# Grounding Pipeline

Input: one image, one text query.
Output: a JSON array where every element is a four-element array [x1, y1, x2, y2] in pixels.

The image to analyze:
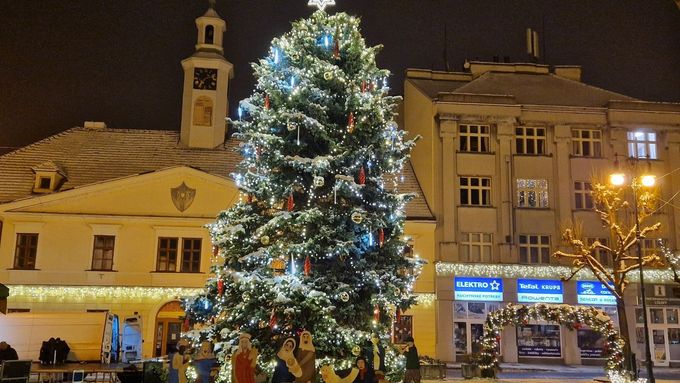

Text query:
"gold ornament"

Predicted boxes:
[[270, 258, 286, 275], [351, 345, 361, 356], [287, 123, 297, 131], [313, 176, 325, 188], [261, 235, 270, 245], [323, 71, 333, 80], [339, 292, 350, 302], [351, 211, 363, 224]]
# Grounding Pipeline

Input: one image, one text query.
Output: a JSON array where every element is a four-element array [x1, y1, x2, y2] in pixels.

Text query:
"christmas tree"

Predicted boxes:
[[185, 10, 419, 382]]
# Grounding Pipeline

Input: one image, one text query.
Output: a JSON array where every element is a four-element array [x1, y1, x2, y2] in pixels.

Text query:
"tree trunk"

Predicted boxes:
[[616, 296, 634, 372]]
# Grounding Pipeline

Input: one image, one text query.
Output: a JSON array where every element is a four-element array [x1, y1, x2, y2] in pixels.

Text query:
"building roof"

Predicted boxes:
[[408, 70, 636, 108], [0, 127, 434, 220]]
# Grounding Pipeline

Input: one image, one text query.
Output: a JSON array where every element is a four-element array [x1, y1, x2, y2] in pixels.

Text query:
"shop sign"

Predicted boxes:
[[577, 281, 616, 305], [518, 345, 562, 357], [454, 276, 503, 301], [517, 279, 563, 303]]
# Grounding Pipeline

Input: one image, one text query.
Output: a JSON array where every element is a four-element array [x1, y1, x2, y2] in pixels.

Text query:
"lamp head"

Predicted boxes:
[[610, 173, 626, 186], [641, 175, 656, 187]]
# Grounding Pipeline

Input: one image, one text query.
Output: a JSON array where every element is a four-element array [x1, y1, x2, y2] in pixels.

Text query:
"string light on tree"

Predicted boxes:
[[308, 0, 336, 11]]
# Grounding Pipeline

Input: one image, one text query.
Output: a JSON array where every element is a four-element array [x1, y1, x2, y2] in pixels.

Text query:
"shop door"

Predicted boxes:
[[648, 307, 669, 367], [454, 322, 486, 355], [154, 319, 182, 357]]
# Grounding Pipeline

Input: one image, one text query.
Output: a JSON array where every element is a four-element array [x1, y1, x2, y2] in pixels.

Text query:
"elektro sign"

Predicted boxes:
[[577, 281, 616, 305], [454, 276, 504, 301], [517, 279, 564, 303]]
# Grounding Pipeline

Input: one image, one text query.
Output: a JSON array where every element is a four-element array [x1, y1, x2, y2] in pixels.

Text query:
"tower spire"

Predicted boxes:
[[208, 0, 216, 8]]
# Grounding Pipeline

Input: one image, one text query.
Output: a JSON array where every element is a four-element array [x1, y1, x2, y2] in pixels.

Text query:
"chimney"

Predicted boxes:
[[84, 121, 107, 130], [554, 65, 582, 82]]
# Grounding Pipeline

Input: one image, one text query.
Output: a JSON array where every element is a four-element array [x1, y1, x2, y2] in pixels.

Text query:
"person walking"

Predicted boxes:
[[400, 336, 420, 383]]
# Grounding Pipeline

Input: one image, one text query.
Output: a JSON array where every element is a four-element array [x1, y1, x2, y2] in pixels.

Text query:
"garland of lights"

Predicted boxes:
[[479, 303, 624, 374], [7, 285, 201, 301], [436, 262, 676, 284]]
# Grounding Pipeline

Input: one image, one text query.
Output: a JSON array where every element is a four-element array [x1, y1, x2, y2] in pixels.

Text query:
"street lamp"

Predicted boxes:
[[610, 158, 656, 383]]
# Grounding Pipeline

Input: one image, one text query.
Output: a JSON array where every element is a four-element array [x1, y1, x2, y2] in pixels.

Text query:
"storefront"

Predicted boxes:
[[576, 281, 619, 363], [515, 279, 565, 360], [452, 276, 504, 356], [635, 284, 680, 367]]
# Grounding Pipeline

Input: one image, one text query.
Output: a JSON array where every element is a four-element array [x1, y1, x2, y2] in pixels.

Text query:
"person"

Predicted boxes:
[[365, 334, 385, 383], [231, 334, 258, 383], [400, 336, 420, 383], [352, 357, 373, 383], [0, 341, 18, 362], [295, 331, 315, 383], [271, 338, 301, 383], [168, 345, 189, 383]]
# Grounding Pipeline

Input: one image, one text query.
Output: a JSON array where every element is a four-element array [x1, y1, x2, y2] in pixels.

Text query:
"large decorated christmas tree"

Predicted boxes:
[[185, 9, 419, 383]]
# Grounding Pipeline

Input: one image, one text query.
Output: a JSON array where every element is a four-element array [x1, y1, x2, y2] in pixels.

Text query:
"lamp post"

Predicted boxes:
[[610, 169, 656, 383]]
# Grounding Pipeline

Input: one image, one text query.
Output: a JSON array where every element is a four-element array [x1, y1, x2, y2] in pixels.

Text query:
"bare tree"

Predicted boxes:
[[553, 181, 662, 371]]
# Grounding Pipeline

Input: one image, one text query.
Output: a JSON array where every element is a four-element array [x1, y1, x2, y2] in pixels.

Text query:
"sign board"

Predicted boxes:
[[517, 279, 564, 303], [577, 281, 616, 305], [454, 276, 503, 301]]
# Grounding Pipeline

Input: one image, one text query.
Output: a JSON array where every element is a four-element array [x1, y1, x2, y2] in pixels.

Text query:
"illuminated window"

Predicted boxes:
[[516, 126, 546, 155], [519, 235, 550, 264], [14, 233, 38, 270], [574, 181, 594, 209], [393, 315, 413, 344], [460, 177, 491, 206], [586, 237, 611, 267], [91, 235, 115, 271], [157, 237, 179, 272], [181, 238, 202, 273], [641, 238, 665, 260], [459, 124, 490, 153], [517, 179, 548, 208], [627, 131, 657, 159], [460, 233, 492, 262], [572, 129, 602, 157]]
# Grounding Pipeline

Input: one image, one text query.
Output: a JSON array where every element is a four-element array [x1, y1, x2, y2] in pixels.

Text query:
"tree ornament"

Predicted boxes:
[[313, 176, 325, 188], [358, 166, 366, 185], [347, 112, 355, 133], [378, 228, 385, 247], [287, 193, 295, 211], [351, 211, 363, 224], [271, 258, 286, 276], [264, 94, 270, 109], [351, 345, 361, 356], [217, 279, 224, 296], [261, 235, 270, 245], [287, 122, 297, 131], [247, 194, 254, 203], [323, 71, 333, 80], [361, 80, 367, 93], [333, 37, 340, 59], [373, 305, 380, 322], [269, 308, 277, 329], [339, 292, 350, 302], [396, 307, 401, 322], [182, 316, 191, 332], [304, 255, 311, 276], [212, 246, 219, 257]]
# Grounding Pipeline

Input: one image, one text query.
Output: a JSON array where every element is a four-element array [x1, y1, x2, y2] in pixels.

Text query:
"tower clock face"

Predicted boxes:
[[193, 68, 218, 90]]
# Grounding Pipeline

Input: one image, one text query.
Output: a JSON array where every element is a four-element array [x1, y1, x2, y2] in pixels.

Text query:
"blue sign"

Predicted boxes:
[[577, 281, 616, 305], [517, 279, 564, 303], [454, 277, 503, 301]]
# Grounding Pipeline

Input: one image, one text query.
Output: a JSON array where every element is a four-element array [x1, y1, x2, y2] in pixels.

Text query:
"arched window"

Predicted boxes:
[[205, 25, 214, 44], [193, 96, 213, 126]]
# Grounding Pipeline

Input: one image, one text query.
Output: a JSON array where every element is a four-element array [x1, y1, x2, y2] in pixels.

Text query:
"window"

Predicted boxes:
[[157, 237, 179, 272], [91, 235, 115, 270], [627, 131, 657, 159], [517, 179, 548, 208], [193, 96, 214, 127], [205, 25, 214, 44], [181, 238, 202, 273], [574, 181, 594, 210], [519, 235, 550, 264], [39, 177, 52, 189], [459, 124, 490, 153], [516, 126, 546, 155], [14, 233, 38, 269], [460, 233, 493, 262], [393, 315, 413, 344], [586, 237, 611, 267], [641, 238, 664, 260], [460, 177, 491, 206], [572, 129, 602, 157], [518, 324, 562, 357]]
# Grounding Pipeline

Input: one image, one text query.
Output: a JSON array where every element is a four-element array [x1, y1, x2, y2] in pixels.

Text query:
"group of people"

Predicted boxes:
[[0, 341, 19, 363], [230, 331, 421, 383]]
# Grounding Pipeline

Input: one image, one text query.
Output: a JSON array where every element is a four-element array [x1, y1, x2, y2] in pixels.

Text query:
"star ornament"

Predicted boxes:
[[490, 280, 501, 291], [308, 0, 336, 11]]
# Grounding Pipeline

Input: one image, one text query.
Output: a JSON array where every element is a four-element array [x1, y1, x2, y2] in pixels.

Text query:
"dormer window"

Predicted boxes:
[[31, 161, 67, 193]]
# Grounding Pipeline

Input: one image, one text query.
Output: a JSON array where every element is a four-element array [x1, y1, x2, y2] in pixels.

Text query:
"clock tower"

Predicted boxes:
[[180, 2, 234, 149]]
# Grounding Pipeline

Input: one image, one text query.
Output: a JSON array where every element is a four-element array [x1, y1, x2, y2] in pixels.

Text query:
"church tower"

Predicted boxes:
[[180, 2, 234, 149]]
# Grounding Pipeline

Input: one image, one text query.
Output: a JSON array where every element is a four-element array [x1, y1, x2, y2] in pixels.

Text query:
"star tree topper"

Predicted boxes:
[[308, 0, 335, 11]]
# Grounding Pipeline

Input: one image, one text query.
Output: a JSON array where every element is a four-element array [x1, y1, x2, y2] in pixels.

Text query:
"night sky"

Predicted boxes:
[[1, 0, 678, 149]]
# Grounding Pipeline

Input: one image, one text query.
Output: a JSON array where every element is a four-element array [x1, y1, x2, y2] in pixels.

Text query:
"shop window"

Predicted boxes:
[[667, 308, 679, 325], [517, 324, 561, 357], [517, 179, 548, 208], [627, 131, 657, 159], [518, 235, 550, 264], [91, 235, 115, 271], [459, 124, 490, 153], [574, 181, 594, 210], [460, 233, 492, 263], [14, 233, 38, 270], [578, 328, 606, 359], [460, 177, 491, 206], [651, 308, 664, 324], [572, 128, 602, 157], [454, 322, 467, 355], [393, 315, 413, 344], [515, 126, 546, 155]]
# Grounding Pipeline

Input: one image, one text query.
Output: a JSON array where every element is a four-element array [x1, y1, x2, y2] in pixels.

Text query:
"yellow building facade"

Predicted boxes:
[[0, 5, 437, 361]]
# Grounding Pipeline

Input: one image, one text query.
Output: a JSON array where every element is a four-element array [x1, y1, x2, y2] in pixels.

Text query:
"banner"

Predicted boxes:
[[577, 281, 616, 305], [454, 276, 503, 302], [517, 279, 563, 303]]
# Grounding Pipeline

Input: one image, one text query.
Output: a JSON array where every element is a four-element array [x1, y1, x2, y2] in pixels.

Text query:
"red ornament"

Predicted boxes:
[[217, 279, 224, 296], [396, 308, 402, 322], [182, 316, 190, 332], [333, 38, 340, 59], [347, 112, 355, 133], [358, 166, 366, 185], [373, 305, 380, 322], [361, 80, 367, 93], [212, 246, 219, 257], [304, 255, 311, 276], [287, 193, 295, 211], [264, 94, 270, 109], [496, 335, 501, 342], [573, 322, 582, 330], [378, 228, 385, 247], [269, 308, 277, 329], [247, 194, 254, 203]]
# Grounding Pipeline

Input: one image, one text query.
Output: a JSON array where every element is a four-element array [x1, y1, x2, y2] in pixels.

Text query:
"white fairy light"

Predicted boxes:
[[308, 0, 336, 11]]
